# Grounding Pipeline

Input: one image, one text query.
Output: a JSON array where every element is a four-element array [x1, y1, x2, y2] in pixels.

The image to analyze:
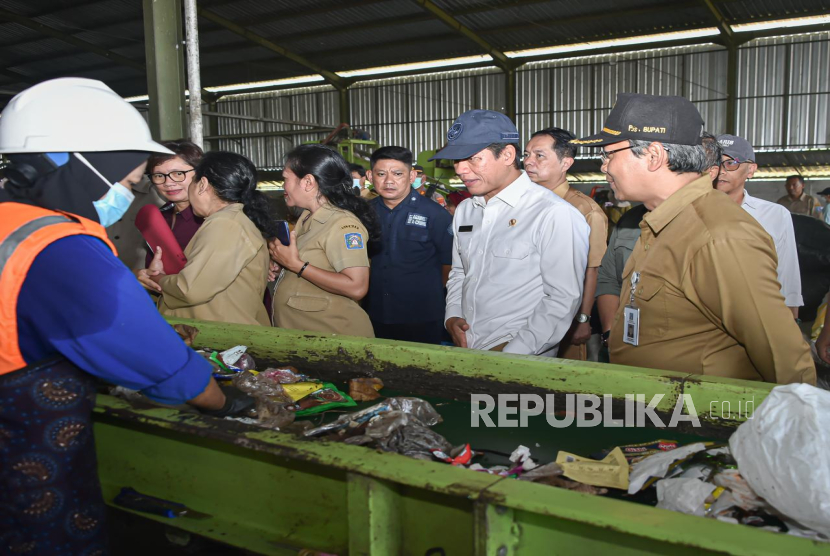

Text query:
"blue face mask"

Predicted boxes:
[[412, 177, 422, 188], [353, 178, 362, 189], [93, 182, 135, 227]]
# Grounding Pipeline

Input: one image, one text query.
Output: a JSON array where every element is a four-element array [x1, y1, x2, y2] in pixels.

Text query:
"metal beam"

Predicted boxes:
[[0, 7, 144, 72], [197, 7, 347, 89], [204, 127, 334, 141], [201, 111, 329, 128], [726, 43, 738, 134], [143, 0, 187, 141], [416, 0, 511, 69], [701, 0, 735, 44]]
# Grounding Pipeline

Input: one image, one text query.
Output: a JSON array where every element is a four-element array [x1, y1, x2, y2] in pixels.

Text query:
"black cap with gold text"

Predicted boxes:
[[571, 93, 705, 147]]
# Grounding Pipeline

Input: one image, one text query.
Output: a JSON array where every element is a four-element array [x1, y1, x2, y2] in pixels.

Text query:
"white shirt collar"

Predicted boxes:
[[472, 171, 531, 208]]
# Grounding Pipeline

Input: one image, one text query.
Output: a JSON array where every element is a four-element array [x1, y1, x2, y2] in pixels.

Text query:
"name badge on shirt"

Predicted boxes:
[[623, 271, 641, 346], [406, 213, 428, 228], [458, 225, 473, 233]]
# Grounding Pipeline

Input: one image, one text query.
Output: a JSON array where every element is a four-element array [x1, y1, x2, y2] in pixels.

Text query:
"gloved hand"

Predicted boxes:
[[201, 386, 256, 418]]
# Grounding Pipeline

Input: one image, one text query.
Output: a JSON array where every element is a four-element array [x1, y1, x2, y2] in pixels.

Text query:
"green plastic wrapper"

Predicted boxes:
[[294, 383, 356, 417]]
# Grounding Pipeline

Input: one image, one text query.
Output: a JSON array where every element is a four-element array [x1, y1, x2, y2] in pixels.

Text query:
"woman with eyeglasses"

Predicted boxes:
[[135, 139, 204, 291], [147, 151, 275, 326]]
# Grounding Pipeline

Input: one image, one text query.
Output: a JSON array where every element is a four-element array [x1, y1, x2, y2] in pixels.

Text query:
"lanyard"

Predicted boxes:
[[628, 271, 640, 307]]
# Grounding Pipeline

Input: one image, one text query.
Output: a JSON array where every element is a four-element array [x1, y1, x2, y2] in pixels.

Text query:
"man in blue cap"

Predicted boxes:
[[434, 109, 589, 356]]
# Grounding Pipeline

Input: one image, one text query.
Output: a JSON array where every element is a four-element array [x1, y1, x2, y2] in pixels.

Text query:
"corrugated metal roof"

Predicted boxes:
[[0, 0, 827, 100]]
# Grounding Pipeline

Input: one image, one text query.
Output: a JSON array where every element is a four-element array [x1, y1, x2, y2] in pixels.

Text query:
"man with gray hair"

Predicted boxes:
[[572, 93, 814, 384]]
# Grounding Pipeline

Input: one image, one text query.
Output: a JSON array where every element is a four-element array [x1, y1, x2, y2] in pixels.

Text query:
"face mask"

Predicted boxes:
[[93, 182, 135, 227], [353, 178, 362, 189], [412, 177, 422, 188]]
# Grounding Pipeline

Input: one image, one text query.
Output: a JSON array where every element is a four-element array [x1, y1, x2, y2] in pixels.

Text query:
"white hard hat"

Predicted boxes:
[[0, 77, 173, 155]]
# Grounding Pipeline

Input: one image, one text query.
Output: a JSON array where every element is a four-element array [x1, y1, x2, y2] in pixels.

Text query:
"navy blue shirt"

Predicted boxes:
[[17, 235, 212, 405], [367, 193, 453, 324]]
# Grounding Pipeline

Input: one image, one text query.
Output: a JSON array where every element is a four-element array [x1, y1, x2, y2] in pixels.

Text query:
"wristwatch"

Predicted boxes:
[[576, 313, 590, 324]]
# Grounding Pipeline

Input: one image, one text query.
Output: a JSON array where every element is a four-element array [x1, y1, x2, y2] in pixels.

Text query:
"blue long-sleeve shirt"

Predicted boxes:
[[16, 235, 212, 405]]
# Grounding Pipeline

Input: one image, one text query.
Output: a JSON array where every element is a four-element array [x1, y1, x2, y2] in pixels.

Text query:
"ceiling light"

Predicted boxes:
[[506, 28, 720, 58], [336, 55, 492, 78], [733, 14, 830, 33]]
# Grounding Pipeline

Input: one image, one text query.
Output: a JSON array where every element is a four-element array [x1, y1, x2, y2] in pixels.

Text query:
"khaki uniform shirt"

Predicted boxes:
[[552, 181, 608, 267], [158, 203, 270, 326], [776, 193, 821, 218], [272, 204, 374, 337], [610, 175, 815, 385]]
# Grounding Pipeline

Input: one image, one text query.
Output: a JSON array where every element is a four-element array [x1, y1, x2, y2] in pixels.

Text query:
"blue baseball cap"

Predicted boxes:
[[430, 109, 520, 161]]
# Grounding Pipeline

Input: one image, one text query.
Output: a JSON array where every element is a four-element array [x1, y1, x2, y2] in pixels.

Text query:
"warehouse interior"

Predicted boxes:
[[2, 1, 830, 555]]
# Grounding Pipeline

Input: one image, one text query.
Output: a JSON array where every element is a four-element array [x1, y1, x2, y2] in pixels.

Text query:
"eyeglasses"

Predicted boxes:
[[148, 169, 194, 185], [599, 145, 635, 163], [719, 158, 746, 172]]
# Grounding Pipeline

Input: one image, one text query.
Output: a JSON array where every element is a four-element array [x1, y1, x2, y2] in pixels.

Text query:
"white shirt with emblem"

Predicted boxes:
[[740, 190, 803, 308], [445, 172, 590, 355]]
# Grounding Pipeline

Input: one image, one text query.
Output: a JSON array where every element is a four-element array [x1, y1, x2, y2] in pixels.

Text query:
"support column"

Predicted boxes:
[[143, 0, 187, 141], [726, 43, 738, 135], [339, 86, 351, 126], [505, 67, 517, 122], [347, 473, 401, 556]]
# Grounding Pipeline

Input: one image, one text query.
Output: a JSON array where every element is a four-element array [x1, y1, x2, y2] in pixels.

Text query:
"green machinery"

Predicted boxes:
[[93, 320, 828, 555]]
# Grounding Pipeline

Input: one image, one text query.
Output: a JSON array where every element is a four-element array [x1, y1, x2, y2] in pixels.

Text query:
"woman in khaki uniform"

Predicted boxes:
[[269, 145, 380, 337], [148, 151, 275, 326]]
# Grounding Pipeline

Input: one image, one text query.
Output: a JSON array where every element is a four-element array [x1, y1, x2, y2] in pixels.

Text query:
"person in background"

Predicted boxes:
[[447, 190, 471, 216], [149, 151, 274, 326], [573, 92, 814, 384], [0, 78, 242, 555], [716, 134, 803, 319], [524, 127, 608, 361], [350, 162, 377, 200], [413, 164, 427, 193], [365, 146, 453, 344], [777, 174, 821, 218], [135, 139, 204, 291], [269, 144, 380, 337], [439, 109, 590, 356], [819, 187, 830, 225]]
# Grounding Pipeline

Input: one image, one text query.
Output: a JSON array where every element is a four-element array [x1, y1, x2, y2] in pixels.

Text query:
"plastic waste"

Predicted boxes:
[[627, 443, 708, 494], [655, 478, 716, 516], [349, 377, 384, 401], [304, 397, 442, 437], [729, 383, 830, 537]]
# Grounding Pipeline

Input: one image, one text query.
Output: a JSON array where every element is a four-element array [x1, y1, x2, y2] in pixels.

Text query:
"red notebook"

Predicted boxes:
[[135, 205, 187, 274]]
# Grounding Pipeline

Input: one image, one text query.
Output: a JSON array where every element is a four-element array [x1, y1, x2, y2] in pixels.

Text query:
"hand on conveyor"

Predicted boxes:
[[201, 386, 256, 418]]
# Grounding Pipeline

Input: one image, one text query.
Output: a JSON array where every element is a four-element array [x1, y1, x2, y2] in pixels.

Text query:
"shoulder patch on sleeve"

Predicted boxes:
[[344, 232, 364, 250]]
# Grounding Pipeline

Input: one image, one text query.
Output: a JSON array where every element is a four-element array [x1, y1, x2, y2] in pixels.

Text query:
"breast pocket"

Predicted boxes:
[[405, 228, 429, 243], [630, 273, 670, 340], [488, 241, 532, 285], [286, 294, 330, 312]]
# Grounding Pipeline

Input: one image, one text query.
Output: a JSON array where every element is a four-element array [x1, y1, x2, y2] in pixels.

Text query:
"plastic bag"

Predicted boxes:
[[303, 397, 441, 436], [729, 383, 830, 537], [627, 443, 708, 494], [655, 478, 716, 516], [349, 378, 384, 401]]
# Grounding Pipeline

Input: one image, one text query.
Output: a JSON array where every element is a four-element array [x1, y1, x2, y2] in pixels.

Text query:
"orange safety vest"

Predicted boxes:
[[0, 202, 116, 375]]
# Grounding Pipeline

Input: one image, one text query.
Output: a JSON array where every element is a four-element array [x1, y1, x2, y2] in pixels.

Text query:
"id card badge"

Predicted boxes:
[[623, 305, 640, 346], [623, 270, 641, 346]]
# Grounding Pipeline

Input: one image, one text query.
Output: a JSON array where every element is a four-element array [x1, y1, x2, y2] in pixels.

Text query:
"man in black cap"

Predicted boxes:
[[435, 109, 590, 356], [716, 134, 802, 318], [572, 93, 814, 384]]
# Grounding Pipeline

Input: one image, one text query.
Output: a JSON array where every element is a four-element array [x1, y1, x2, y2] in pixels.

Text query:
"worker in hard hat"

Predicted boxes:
[[0, 78, 249, 554]]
